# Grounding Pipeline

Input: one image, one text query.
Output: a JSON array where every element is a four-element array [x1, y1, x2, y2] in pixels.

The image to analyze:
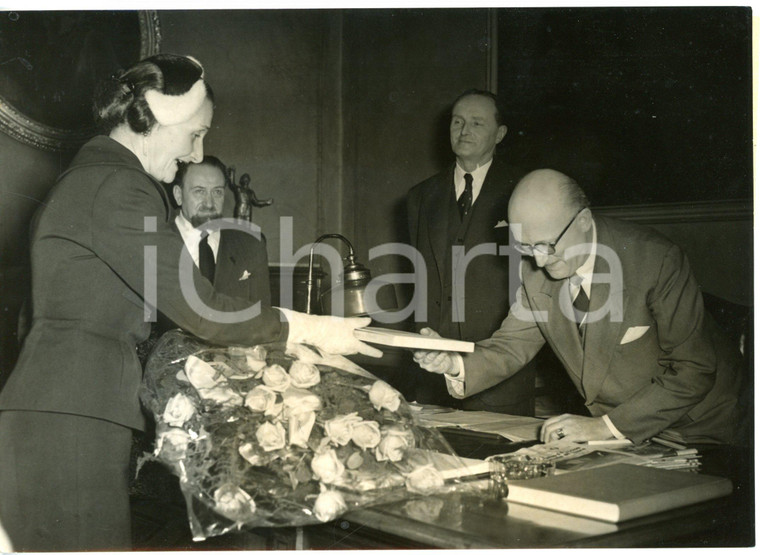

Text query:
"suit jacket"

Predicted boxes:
[[406, 158, 535, 412], [154, 221, 273, 333], [0, 136, 287, 430], [460, 215, 741, 444], [214, 229, 272, 304]]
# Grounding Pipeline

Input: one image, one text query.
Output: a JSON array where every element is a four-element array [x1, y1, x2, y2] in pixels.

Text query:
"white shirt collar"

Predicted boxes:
[[572, 217, 597, 297], [454, 158, 493, 204], [175, 213, 220, 266]]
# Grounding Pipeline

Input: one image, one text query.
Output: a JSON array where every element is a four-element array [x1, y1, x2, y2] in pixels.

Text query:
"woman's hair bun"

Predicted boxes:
[[93, 54, 211, 135]]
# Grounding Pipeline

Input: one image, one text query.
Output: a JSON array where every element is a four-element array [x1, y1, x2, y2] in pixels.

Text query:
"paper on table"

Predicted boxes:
[[417, 410, 508, 427], [463, 419, 543, 442], [415, 409, 545, 443], [422, 450, 490, 479]]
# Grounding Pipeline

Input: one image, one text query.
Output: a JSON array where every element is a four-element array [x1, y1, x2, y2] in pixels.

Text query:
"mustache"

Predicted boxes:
[[190, 212, 223, 227]]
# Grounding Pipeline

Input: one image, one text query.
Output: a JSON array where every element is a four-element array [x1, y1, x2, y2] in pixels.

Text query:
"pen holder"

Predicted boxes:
[[486, 454, 556, 498]]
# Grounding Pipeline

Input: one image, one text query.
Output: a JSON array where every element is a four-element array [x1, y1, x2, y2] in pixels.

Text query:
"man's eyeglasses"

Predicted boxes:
[[514, 208, 585, 257]]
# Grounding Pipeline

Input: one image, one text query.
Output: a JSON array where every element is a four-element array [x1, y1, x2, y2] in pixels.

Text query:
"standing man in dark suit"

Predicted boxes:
[[170, 156, 271, 312], [406, 89, 535, 414], [414, 169, 742, 444]]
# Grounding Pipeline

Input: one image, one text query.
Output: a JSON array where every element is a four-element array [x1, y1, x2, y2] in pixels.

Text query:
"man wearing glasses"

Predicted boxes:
[[414, 169, 742, 445]]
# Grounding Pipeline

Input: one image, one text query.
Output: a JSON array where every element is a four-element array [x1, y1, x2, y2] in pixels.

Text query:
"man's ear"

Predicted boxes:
[[578, 208, 593, 232], [496, 125, 508, 144], [172, 185, 183, 206]]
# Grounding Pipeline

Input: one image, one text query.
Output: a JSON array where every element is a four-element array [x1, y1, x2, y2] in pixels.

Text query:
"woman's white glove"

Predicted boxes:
[[277, 308, 383, 358]]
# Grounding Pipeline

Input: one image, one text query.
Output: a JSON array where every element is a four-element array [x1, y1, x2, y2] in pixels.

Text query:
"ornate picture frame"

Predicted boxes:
[[0, 10, 161, 152]]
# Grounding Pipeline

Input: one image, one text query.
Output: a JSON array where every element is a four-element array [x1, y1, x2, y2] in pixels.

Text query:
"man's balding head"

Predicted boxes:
[[508, 169, 593, 280], [509, 169, 589, 223]]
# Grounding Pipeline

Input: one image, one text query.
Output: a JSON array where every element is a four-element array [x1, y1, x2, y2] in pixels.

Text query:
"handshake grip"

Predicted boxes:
[[412, 328, 457, 375]]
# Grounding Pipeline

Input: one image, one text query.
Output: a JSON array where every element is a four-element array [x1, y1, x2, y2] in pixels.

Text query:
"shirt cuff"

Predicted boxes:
[[602, 414, 627, 439], [444, 354, 466, 398]]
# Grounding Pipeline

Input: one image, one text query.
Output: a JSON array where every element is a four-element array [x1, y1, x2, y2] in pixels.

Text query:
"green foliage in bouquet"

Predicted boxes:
[[139, 330, 468, 540]]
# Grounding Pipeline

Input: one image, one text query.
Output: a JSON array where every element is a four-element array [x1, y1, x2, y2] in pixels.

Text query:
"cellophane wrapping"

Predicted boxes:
[[139, 330, 471, 540]]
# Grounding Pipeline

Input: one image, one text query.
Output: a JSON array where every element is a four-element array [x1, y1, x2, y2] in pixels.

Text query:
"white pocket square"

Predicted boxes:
[[494, 220, 509, 228], [239, 270, 251, 281], [620, 326, 650, 345]]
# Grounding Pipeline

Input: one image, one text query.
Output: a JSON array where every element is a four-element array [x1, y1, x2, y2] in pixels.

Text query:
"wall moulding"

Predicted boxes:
[[594, 199, 752, 225], [0, 10, 161, 152]]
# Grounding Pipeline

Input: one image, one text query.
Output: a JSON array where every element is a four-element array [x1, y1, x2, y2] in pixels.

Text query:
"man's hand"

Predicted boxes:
[[412, 328, 457, 375], [540, 414, 615, 443]]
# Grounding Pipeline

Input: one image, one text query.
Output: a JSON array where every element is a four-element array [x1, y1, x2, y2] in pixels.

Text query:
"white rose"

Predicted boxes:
[[238, 442, 264, 466], [199, 385, 243, 407], [162, 393, 196, 426], [213, 484, 256, 522], [324, 413, 363, 446], [208, 360, 235, 378], [245, 354, 267, 377], [244, 386, 277, 414], [185, 355, 225, 389], [246, 344, 268, 361], [404, 497, 445, 521], [289, 411, 316, 448], [262, 364, 291, 392], [288, 361, 321, 388], [256, 421, 287, 451], [405, 465, 445, 493], [351, 420, 381, 450], [311, 448, 346, 484], [281, 388, 322, 418], [313, 489, 347, 522], [375, 427, 414, 462], [155, 428, 191, 462], [185, 356, 242, 406], [368, 380, 401, 412], [268, 401, 284, 420], [354, 478, 378, 491]]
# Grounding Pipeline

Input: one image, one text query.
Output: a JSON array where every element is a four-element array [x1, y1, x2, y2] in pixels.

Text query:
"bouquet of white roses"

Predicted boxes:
[[139, 330, 472, 540]]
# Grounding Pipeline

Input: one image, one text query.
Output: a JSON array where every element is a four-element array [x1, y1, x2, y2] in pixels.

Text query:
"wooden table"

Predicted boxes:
[[131, 428, 754, 550], [296, 431, 755, 549]]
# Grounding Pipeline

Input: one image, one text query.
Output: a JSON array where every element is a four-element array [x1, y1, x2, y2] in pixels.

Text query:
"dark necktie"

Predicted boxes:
[[458, 173, 473, 219], [570, 275, 590, 331], [198, 232, 216, 283]]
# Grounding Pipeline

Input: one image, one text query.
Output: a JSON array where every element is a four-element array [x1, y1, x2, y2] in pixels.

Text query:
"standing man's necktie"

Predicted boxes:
[[458, 173, 473, 219], [198, 232, 216, 283], [570, 274, 590, 333]]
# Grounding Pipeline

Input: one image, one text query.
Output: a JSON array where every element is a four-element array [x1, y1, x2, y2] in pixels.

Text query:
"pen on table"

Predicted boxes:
[[585, 439, 633, 447]]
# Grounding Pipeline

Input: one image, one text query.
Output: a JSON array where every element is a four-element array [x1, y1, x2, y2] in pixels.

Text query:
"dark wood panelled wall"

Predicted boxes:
[[0, 9, 752, 384]]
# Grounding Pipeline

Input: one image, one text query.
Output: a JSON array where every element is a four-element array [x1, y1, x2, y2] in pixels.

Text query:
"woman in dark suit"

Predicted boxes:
[[0, 54, 379, 552]]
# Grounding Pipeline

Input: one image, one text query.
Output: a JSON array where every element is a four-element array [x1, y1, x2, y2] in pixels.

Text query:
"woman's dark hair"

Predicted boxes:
[[93, 54, 214, 134]]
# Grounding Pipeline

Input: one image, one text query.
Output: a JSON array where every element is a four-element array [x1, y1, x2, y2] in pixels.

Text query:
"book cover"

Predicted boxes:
[[506, 463, 732, 522], [354, 327, 475, 352]]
